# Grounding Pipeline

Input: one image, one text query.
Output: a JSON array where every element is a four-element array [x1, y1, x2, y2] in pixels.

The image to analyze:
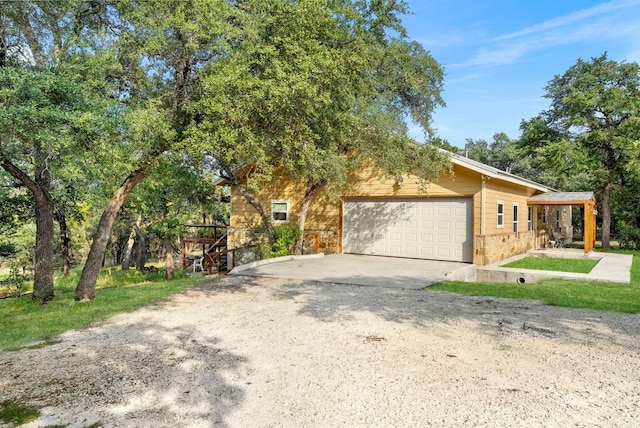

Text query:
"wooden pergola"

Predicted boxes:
[[527, 192, 597, 254]]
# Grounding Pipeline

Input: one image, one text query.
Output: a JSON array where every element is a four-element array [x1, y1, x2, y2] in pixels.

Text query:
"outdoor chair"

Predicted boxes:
[[552, 231, 564, 248], [192, 256, 204, 273]]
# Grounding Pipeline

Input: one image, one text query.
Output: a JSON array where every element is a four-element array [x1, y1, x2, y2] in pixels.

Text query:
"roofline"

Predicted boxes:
[[442, 148, 554, 193], [213, 145, 555, 193]]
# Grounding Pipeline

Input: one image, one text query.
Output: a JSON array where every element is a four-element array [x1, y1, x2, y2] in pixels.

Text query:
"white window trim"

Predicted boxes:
[[271, 200, 290, 224], [513, 203, 519, 233], [497, 201, 504, 229]]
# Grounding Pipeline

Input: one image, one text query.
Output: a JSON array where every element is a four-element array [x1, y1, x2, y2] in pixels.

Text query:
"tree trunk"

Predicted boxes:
[[165, 237, 174, 279], [56, 208, 73, 277], [1, 142, 55, 303], [121, 215, 141, 270], [136, 226, 147, 272], [293, 179, 324, 255], [33, 192, 55, 303], [75, 169, 149, 301], [601, 180, 613, 249]]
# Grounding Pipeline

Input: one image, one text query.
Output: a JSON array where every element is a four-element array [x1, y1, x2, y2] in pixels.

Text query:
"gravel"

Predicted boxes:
[[1, 275, 639, 427]]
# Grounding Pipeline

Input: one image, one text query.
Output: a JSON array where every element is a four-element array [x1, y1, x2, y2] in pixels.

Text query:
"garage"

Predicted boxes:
[[342, 198, 473, 262]]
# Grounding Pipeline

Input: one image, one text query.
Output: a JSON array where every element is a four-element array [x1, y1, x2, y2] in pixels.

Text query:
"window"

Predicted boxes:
[[271, 200, 289, 223], [497, 201, 504, 228], [542, 207, 547, 225], [556, 208, 561, 232], [513, 203, 519, 233], [528, 207, 532, 231]]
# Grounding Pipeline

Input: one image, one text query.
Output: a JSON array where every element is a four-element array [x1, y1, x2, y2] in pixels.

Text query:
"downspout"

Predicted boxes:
[[481, 175, 486, 236]]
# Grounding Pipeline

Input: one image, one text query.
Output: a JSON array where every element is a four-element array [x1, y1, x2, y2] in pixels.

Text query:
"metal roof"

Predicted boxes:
[[528, 192, 595, 203], [444, 149, 554, 193]]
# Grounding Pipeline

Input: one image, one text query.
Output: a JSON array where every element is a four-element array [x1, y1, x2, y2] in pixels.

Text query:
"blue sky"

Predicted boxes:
[[401, 0, 640, 147]]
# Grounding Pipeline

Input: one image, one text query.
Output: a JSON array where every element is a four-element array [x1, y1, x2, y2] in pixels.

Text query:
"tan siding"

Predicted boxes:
[[482, 180, 533, 236], [227, 160, 548, 264], [346, 164, 481, 197]]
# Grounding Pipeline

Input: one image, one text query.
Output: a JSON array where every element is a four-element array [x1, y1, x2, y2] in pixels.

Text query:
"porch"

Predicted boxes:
[[527, 192, 597, 254]]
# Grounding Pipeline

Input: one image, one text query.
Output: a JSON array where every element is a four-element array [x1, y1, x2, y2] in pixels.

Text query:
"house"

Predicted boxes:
[[220, 150, 596, 265]]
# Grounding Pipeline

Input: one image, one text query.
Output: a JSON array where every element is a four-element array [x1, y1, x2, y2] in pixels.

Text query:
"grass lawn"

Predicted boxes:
[[0, 268, 210, 351], [501, 256, 599, 273], [430, 250, 640, 314]]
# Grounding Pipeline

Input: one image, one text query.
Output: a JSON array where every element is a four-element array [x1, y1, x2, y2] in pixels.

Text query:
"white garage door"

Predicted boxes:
[[343, 198, 473, 262]]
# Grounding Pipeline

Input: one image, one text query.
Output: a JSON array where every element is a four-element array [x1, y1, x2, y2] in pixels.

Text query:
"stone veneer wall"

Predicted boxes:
[[474, 230, 547, 265], [304, 229, 340, 254]]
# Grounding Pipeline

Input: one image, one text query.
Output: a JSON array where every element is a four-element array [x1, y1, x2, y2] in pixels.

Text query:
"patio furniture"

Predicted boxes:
[[552, 231, 564, 248], [192, 256, 204, 273]]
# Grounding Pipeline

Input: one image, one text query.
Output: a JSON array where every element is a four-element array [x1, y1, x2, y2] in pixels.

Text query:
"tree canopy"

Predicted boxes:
[[190, 0, 449, 250], [521, 53, 640, 247]]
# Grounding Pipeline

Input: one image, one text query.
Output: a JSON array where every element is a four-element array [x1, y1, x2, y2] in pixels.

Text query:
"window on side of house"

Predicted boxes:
[[556, 208, 561, 232], [513, 203, 519, 233], [497, 201, 504, 228], [542, 207, 547, 225], [528, 206, 532, 231], [271, 200, 289, 223]]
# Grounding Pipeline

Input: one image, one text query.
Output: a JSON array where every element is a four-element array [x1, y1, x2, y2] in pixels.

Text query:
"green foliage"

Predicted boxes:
[[617, 222, 640, 250], [502, 257, 598, 274], [0, 400, 40, 426], [520, 53, 640, 246], [0, 242, 17, 258], [192, 0, 448, 224], [272, 223, 303, 257], [465, 133, 529, 176], [0, 265, 27, 297], [255, 223, 302, 259]]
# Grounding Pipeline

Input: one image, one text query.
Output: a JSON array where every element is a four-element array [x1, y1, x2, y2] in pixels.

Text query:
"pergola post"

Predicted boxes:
[[583, 200, 597, 254]]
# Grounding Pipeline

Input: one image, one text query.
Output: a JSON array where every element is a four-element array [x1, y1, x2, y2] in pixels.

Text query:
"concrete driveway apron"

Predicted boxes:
[[230, 254, 470, 289]]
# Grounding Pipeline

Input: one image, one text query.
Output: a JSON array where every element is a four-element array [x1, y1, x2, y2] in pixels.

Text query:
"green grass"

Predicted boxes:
[[431, 251, 640, 313], [0, 400, 40, 425], [502, 256, 599, 273], [0, 268, 209, 351]]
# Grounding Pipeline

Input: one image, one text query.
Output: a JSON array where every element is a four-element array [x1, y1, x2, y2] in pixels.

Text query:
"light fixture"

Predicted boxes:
[[397, 176, 404, 187]]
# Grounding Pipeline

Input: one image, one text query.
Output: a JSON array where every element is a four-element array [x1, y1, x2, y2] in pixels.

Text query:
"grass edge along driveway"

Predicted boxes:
[[430, 250, 640, 314], [0, 268, 209, 351]]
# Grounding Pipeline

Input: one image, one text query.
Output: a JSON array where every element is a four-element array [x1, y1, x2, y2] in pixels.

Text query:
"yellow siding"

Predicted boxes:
[[481, 179, 536, 236], [346, 163, 481, 197], [228, 161, 548, 264]]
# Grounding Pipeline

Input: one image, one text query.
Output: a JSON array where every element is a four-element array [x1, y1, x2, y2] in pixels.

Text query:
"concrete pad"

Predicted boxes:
[[230, 254, 471, 289], [476, 250, 633, 284]]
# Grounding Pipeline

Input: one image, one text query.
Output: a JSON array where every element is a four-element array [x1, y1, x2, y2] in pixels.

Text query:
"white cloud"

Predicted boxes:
[[493, 0, 640, 42], [456, 0, 640, 68]]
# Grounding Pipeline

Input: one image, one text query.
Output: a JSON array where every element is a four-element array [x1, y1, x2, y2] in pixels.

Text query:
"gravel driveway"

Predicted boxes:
[[1, 275, 639, 427]]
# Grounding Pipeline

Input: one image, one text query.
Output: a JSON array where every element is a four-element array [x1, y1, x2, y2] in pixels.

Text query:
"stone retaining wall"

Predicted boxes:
[[474, 230, 546, 265]]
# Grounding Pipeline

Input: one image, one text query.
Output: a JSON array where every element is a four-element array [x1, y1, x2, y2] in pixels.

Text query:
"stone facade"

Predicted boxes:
[[474, 230, 546, 265], [304, 229, 340, 255]]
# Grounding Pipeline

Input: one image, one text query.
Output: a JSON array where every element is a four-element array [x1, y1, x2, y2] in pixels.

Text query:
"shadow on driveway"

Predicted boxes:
[[231, 254, 471, 289]]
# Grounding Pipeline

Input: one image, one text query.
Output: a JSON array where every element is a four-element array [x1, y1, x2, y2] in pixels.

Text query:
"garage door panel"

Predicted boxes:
[[343, 198, 472, 262]]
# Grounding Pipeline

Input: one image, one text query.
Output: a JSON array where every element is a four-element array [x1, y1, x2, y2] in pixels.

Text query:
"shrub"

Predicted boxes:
[[254, 223, 302, 259], [271, 223, 302, 257], [617, 221, 640, 250]]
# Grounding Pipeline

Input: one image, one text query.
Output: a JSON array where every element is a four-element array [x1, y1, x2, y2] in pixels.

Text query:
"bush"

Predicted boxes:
[[0, 264, 28, 297], [272, 223, 302, 256], [254, 223, 302, 259], [0, 242, 17, 258], [617, 221, 640, 250]]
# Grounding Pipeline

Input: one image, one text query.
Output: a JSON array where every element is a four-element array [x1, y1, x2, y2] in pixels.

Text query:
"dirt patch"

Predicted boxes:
[[1, 275, 639, 427]]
